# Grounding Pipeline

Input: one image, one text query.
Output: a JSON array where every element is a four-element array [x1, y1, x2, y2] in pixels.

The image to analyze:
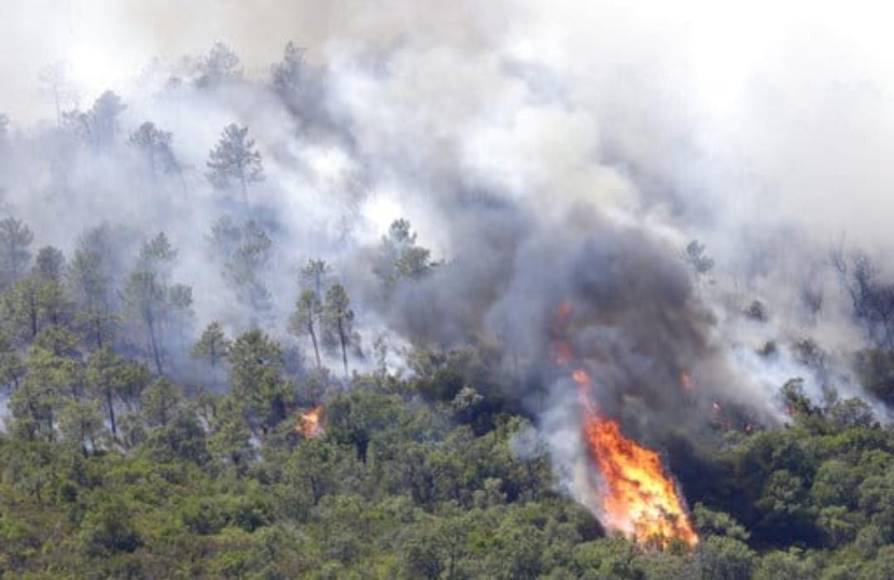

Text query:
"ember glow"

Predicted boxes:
[[573, 369, 699, 547], [296, 405, 325, 438]]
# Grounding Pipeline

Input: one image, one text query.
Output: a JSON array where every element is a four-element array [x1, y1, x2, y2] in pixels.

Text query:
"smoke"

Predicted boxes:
[[1, 0, 893, 526]]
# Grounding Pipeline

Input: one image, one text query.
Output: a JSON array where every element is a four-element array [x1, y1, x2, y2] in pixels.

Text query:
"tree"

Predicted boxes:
[[123, 232, 184, 374], [168, 283, 194, 348], [86, 91, 126, 149], [210, 218, 273, 325], [300, 258, 330, 298], [5, 278, 45, 342], [192, 322, 231, 369], [65, 91, 126, 150], [324, 283, 355, 378], [195, 42, 242, 88], [208, 395, 254, 473], [129, 122, 179, 178], [139, 231, 177, 278], [229, 330, 291, 435], [5, 250, 71, 341], [753, 549, 818, 580], [141, 378, 183, 428], [10, 341, 81, 441], [87, 348, 149, 439], [123, 270, 167, 375], [68, 226, 120, 349], [271, 42, 305, 98], [206, 124, 264, 202], [831, 250, 894, 349], [0, 217, 34, 289], [34, 246, 65, 282], [58, 399, 106, 455], [695, 536, 756, 580], [374, 218, 436, 292], [78, 498, 142, 556], [0, 331, 24, 389], [290, 290, 323, 370], [31, 325, 80, 358]]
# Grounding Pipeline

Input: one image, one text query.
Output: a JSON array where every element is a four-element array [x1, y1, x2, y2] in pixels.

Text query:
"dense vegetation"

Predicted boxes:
[[1, 42, 894, 580], [0, 216, 891, 579]]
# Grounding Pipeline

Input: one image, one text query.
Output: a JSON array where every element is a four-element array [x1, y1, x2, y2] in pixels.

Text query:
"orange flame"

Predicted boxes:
[[552, 301, 697, 547], [573, 368, 698, 548], [296, 405, 325, 438]]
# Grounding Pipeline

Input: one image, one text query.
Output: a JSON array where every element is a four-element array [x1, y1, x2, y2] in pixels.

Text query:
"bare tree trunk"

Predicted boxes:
[[29, 298, 38, 340], [147, 315, 164, 375], [308, 321, 322, 369], [93, 312, 104, 349], [337, 319, 348, 378], [106, 387, 117, 437]]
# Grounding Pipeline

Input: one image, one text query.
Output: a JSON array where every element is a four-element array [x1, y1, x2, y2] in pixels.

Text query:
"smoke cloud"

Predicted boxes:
[[1, 0, 892, 523]]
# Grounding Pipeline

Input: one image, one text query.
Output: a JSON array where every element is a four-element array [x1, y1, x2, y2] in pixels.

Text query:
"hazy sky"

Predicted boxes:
[[1, 0, 510, 121], [5, 0, 894, 251], [3, 0, 893, 123]]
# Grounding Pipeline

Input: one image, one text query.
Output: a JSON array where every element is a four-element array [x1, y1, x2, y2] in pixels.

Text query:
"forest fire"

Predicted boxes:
[[296, 405, 325, 438], [572, 369, 699, 548], [554, 302, 698, 548]]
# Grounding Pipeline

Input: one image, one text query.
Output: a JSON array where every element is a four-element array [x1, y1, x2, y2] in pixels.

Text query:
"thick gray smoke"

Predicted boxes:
[[1, 0, 892, 517]]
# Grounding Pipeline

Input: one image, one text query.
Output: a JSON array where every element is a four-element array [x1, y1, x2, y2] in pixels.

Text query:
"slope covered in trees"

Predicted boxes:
[[0, 216, 891, 579], [1, 40, 894, 579]]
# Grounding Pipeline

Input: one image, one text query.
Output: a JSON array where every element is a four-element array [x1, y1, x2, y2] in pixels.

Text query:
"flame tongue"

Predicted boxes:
[[297, 405, 325, 438], [573, 368, 698, 547]]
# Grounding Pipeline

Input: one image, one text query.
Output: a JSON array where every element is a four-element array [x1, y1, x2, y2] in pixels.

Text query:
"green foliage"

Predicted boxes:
[[0, 216, 33, 289], [205, 123, 264, 200], [323, 282, 356, 377], [374, 218, 438, 293], [0, 234, 893, 578], [191, 321, 231, 368], [229, 330, 292, 434]]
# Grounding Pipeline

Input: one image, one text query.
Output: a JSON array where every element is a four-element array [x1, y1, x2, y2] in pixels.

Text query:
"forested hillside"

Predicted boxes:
[[1, 11, 894, 579], [0, 214, 893, 578]]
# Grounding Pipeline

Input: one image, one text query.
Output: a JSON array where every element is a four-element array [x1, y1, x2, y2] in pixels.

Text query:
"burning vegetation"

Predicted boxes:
[[573, 368, 699, 548], [296, 405, 325, 438], [555, 302, 699, 548], [4, 5, 894, 577]]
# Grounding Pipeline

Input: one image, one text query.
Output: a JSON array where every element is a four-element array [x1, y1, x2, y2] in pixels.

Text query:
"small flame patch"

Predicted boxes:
[[296, 405, 325, 438]]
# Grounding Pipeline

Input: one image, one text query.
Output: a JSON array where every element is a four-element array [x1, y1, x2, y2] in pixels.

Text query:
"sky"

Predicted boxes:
[[4, 0, 894, 251], [2, 0, 892, 122]]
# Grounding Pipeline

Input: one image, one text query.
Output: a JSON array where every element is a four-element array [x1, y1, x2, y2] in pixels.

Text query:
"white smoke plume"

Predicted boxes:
[[1, 0, 893, 522]]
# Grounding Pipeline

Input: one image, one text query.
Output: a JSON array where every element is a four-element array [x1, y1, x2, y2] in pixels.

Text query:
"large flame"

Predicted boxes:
[[296, 405, 325, 438], [573, 369, 698, 548], [554, 301, 698, 548]]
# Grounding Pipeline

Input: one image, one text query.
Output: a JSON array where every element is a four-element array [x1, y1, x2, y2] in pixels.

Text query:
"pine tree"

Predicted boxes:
[[324, 283, 355, 378], [290, 290, 323, 370], [206, 124, 264, 202], [0, 217, 33, 289], [191, 322, 231, 368]]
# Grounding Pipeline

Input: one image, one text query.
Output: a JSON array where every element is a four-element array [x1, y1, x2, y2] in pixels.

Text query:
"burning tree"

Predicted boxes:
[[574, 368, 698, 548], [554, 302, 699, 549], [296, 405, 325, 438]]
